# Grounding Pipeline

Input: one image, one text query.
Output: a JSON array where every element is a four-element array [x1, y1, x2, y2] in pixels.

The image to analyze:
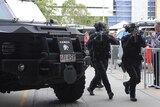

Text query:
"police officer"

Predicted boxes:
[[88, 29, 103, 88], [87, 22, 119, 100], [121, 23, 146, 101]]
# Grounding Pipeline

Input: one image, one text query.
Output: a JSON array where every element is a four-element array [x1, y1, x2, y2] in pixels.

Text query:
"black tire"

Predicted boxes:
[[52, 75, 85, 102]]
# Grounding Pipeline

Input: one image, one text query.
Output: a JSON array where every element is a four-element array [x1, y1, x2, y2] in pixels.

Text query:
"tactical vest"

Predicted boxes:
[[121, 34, 143, 61], [92, 32, 110, 59]]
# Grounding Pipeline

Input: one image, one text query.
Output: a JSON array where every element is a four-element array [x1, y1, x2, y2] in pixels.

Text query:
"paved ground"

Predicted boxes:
[[84, 66, 160, 107], [0, 65, 160, 107]]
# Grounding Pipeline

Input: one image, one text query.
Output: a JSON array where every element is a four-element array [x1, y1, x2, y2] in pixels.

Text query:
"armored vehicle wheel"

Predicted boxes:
[[52, 75, 85, 102]]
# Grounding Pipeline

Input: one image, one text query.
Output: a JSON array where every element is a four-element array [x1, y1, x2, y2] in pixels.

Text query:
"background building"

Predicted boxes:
[[108, 0, 132, 27], [148, 0, 156, 20], [108, 0, 156, 27], [54, 0, 158, 27], [155, 0, 160, 19]]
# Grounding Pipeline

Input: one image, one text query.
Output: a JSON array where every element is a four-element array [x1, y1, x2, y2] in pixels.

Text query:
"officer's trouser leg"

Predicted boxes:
[[124, 63, 141, 98], [95, 59, 112, 94], [89, 71, 101, 91], [94, 67, 102, 86]]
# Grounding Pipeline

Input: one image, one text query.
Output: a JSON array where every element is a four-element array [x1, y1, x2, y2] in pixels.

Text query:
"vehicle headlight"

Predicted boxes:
[[18, 64, 25, 72]]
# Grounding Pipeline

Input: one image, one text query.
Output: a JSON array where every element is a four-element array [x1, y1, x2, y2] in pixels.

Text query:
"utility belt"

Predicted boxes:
[[122, 55, 143, 63], [93, 50, 110, 59]]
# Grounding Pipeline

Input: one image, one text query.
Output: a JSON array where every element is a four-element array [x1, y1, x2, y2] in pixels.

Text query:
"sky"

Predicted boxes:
[[54, 0, 114, 16]]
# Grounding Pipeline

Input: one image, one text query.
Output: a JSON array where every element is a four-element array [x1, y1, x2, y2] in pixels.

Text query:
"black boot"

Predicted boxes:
[[123, 82, 130, 94], [130, 97, 137, 101], [130, 92, 137, 102], [87, 87, 94, 96], [130, 95, 137, 102], [130, 85, 137, 101], [108, 92, 114, 99], [96, 83, 104, 88]]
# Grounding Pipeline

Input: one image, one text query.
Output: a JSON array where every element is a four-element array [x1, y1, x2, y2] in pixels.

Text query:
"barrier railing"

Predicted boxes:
[[142, 47, 160, 89], [110, 45, 160, 89]]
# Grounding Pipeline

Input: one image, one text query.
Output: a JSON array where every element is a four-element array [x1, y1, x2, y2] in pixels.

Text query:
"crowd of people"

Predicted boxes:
[[85, 21, 160, 102]]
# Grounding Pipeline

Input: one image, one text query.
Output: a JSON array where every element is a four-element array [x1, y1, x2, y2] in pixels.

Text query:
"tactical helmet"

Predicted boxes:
[[124, 23, 137, 33], [94, 22, 107, 32]]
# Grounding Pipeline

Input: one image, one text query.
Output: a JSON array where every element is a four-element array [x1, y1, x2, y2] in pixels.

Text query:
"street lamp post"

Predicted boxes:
[[102, 0, 104, 22]]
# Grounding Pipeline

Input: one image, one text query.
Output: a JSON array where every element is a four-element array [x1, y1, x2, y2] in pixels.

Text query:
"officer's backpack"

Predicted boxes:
[[92, 32, 110, 59]]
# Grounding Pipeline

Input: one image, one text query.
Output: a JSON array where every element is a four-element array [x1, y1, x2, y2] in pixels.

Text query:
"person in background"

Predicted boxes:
[[146, 39, 153, 73], [110, 31, 119, 69], [142, 29, 153, 73], [149, 22, 160, 86]]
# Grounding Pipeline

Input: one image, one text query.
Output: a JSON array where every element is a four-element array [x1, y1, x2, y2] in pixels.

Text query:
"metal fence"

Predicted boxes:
[[142, 47, 160, 89], [110, 45, 160, 89]]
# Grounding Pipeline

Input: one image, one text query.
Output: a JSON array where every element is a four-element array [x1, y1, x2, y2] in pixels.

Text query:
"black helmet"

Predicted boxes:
[[94, 22, 107, 32], [124, 23, 137, 33]]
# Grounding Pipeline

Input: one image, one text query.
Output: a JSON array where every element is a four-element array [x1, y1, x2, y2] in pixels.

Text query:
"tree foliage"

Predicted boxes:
[[34, 0, 57, 21], [61, 0, 89, 24], [34, 0, 107, 25]]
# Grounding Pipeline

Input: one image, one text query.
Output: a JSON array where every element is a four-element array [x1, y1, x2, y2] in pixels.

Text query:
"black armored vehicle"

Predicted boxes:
[[0, 0, 89, 102]]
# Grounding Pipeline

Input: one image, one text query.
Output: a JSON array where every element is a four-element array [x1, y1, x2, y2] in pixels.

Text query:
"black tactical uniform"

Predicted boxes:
[[88, 29, 103, 88], [121, 23, 146, 101], [87, 22, 119, 100]]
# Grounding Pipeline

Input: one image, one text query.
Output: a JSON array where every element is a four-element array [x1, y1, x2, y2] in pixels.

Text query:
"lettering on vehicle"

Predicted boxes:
[[59, 41, 70, 44], [2, 42, 15, 55], [60, 54, 76, 62]]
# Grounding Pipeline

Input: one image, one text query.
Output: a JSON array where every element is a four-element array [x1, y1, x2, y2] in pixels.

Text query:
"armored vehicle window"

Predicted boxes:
[[0, 0, 46, 22], [0, 1, 13, 20]]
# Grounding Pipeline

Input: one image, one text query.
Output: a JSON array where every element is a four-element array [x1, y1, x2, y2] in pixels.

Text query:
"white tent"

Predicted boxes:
[[109, 20, 128, 30]]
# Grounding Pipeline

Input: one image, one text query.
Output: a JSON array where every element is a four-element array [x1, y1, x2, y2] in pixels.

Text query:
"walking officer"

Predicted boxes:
[[87, 21, 119, 100], [88, 29, 103, 88], [121, 23, 146, 101]]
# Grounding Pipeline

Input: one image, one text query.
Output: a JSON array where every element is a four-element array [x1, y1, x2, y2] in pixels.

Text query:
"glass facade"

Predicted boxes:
[[148, 0, 155, 19], [108, 0, 156, 27], [108, 0, 132, 27]]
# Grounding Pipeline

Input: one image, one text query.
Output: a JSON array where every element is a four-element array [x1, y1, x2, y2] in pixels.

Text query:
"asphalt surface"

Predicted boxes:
[[0, 65, 160, 107]]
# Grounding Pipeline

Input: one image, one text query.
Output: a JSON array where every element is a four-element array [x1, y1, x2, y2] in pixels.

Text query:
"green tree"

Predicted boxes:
[[61, 0, 108, 25], [35, 0, 57, 21], [61, 0, 90, 24], [35, 0, 108, 25]]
